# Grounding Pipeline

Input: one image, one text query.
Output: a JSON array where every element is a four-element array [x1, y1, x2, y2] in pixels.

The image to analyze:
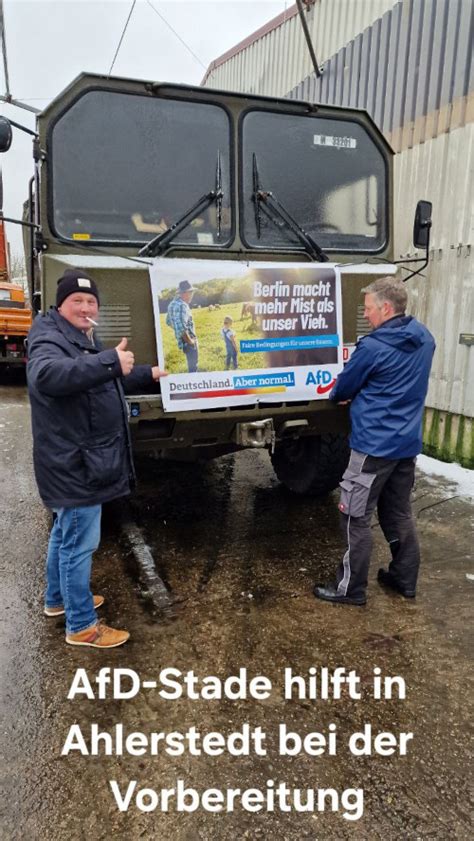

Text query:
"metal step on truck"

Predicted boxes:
[[0, 74, 431, 494]]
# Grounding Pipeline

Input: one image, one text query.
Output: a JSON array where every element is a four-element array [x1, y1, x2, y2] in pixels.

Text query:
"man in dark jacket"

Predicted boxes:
[[28, 268, 166, 647], [314, 276, 435, 606]]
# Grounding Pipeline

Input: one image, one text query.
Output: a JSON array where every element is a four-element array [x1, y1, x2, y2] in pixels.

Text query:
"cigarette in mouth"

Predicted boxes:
[[85, 316, 99, 326]]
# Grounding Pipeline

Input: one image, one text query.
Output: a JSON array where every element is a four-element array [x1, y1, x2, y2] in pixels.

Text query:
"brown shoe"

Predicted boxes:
[[45, 594, 105, 617], [66, 621, 130, 648]]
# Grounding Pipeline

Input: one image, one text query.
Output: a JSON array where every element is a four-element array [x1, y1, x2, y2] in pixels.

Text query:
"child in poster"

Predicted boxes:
[[221, 316, 239, 370]]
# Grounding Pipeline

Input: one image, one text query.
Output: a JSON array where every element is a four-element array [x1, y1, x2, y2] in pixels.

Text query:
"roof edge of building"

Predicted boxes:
[[201, 3, 298, 86]]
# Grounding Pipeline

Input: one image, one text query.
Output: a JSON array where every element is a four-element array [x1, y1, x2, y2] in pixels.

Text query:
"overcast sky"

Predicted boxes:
[[1, 0, 286, 261]]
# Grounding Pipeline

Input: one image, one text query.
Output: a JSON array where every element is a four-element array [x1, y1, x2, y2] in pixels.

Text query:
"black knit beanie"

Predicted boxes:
[[56, 269, 100, 308]]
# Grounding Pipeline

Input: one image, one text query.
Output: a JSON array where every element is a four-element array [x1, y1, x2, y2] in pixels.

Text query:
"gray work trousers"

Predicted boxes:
[[335, 449, 420, 599]]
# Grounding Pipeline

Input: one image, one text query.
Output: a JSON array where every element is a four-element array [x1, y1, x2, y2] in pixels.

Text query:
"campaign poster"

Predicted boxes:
[[149, 258, 343, 412]]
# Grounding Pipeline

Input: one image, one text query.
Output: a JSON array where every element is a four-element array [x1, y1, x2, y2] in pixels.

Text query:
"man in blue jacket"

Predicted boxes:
[[28, 269, 166, 647], [314, 276, 435, 606]]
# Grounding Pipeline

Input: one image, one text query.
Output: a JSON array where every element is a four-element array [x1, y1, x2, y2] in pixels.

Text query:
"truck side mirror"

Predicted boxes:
[[0, 117, 12, 153], [413, 200, 432, 249]]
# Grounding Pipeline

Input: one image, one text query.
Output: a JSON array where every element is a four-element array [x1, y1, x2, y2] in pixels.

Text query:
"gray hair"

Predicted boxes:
[[362, 276, 407, 314]]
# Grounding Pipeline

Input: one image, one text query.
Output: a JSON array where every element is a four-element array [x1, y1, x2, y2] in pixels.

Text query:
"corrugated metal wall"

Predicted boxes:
[[287, 0, 474, 420], [203, 0, 473, 429], [395, 127, 473, 419], [204, 0, 397, 98], [289, 0, 473, 151]]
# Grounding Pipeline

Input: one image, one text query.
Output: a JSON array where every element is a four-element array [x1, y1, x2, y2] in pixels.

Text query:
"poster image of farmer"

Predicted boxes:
[[165, 280, 199, 373], [149, 258, 343, 412], [153, 261, 265, 376]]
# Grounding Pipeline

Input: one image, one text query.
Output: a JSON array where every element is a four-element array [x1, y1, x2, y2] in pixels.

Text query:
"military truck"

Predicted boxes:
[[0, 74, 431, 494]]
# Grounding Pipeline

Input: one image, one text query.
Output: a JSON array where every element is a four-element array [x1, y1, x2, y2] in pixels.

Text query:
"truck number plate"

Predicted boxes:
[[313, 134, 357, 149]]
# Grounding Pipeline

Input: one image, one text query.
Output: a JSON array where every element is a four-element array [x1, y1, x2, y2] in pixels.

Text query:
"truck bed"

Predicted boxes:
[[0, 308, 32, 336]]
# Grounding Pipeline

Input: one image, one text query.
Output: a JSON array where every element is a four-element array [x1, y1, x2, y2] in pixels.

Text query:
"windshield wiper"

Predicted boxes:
[[252, 153, 329, 262], [138, 151, 224, 257]]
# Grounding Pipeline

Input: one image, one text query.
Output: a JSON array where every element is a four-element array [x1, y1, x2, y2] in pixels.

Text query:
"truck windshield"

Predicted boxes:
[[49, 90, 232, 247], [242, 111, 387, 253]]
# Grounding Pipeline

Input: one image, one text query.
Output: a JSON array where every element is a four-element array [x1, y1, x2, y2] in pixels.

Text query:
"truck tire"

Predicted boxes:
[[270, 433, 350, 496]]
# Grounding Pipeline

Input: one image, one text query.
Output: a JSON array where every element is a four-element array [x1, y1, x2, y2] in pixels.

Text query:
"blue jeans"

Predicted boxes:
[[45, 505, 102, 634], [183, 343, 198, 372]]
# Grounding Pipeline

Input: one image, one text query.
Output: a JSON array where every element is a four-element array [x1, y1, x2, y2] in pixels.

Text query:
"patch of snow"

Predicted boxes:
[[416, 455, 474, 498]]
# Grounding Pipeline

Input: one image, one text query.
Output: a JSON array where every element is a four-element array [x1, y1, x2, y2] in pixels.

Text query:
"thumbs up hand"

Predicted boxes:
[[115, 337, 135, 376]]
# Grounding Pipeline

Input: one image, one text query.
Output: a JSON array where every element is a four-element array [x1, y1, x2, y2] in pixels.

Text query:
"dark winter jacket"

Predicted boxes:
[[330, 315, 435, 458], [27, 309, 154, 508]]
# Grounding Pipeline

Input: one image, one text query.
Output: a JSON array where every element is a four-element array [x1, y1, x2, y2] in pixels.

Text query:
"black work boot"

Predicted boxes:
[[313, 585, 366, 606], [377, 568, 416, 598]]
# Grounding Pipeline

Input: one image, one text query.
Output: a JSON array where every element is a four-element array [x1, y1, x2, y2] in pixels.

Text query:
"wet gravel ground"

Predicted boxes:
[[0, 374, 473, 840]]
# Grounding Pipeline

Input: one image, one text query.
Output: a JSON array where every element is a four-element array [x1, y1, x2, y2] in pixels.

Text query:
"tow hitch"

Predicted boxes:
[[234, 419, 275, 451]]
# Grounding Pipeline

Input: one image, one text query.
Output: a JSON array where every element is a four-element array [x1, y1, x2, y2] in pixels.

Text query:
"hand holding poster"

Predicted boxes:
[[149, 258, 343, 411]]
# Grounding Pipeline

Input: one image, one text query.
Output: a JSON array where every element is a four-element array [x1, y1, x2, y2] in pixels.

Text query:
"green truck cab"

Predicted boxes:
[[0, 74, 430, 493]]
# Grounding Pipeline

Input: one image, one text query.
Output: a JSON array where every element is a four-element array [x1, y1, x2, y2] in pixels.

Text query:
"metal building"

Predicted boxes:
[[203, 0, 474, 467], [202, 0, 397, 99]]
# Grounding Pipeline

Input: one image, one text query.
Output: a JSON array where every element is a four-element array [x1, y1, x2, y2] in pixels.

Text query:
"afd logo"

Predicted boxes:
[[305, 370, 336, 394]]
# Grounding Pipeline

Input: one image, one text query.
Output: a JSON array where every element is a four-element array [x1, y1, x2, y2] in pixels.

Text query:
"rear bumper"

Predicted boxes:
[[126, 394, 350, 455]]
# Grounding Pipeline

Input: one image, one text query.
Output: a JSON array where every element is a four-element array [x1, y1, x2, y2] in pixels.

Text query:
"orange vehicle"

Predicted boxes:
[[0, 217, 33, 365], [0, 282, 32, 365]]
